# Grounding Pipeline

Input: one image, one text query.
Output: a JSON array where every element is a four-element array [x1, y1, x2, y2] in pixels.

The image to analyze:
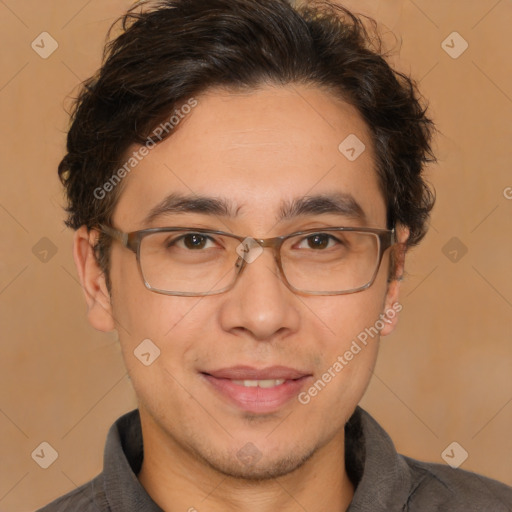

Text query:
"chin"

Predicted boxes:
[[194, 443, 318, 482]]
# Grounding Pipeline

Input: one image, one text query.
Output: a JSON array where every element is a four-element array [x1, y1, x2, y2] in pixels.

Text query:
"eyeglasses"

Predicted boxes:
[[99, 224, 395, 296]]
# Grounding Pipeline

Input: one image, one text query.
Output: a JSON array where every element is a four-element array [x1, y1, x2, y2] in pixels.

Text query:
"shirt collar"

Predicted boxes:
[[101, 407, 413, 511], [347, 408, 413, 511], [102, 409, 163, 511]]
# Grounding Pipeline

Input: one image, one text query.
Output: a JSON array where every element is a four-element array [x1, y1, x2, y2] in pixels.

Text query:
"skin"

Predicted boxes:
[[74, 84, 408, 512]]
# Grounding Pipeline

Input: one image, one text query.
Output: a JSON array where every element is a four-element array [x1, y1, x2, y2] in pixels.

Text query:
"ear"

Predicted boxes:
[[73, 226, 116, 332], [379, 225, 409, 337]]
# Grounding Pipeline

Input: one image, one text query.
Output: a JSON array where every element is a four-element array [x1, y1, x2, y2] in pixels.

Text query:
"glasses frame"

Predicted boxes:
[[99, 224, 395, 297]]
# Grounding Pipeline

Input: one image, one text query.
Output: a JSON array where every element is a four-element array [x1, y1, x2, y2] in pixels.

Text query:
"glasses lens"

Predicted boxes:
[[139, 231, 239, 295], [281, 230, 380, 293]]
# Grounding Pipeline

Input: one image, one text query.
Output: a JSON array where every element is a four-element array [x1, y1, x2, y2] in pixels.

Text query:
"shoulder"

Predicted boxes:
[[35, 474, 107, 512], [404, 456, 512, 511]]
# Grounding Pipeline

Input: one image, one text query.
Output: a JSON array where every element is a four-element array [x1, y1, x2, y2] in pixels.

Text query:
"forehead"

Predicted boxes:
[[113, 85, 386, 231]]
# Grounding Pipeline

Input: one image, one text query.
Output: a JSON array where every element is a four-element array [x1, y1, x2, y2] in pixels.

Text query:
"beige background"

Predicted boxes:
[[0, 0, 511, 510]]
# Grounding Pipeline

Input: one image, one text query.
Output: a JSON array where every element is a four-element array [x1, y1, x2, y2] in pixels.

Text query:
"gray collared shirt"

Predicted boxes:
[[37, 407, 512, 511]]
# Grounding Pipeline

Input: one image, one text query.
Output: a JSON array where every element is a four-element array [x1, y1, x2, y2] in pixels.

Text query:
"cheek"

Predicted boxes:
[[294, 291, 385, 430], [111, 258, 217, 372], [111, 292, 204, 415], [305, 284, 388, 387], [314, 279, 388, 347], [108, 254, 197, 378], [109, 249, 175, 337], [318, 298, 382, 379]]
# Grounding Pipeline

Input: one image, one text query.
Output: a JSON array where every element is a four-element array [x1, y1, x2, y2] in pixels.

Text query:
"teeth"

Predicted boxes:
[[258, 379, 285, 388], [231, 379, 285, 388]]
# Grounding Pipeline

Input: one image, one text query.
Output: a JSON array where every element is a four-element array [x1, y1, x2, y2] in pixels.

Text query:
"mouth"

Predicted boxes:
[[200, 366, 313, 414]]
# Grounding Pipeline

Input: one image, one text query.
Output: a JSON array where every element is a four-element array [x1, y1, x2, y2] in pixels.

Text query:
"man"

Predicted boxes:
[[39, 0, 512, 510]]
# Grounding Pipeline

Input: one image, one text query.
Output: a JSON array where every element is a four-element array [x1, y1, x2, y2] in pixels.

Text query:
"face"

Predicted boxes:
[[77, 84, 405, 480]]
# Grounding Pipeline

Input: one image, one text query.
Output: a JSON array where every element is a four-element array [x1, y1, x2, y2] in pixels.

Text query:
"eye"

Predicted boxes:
[[173, 233, 215, 250], [297, 233, 338, 250]]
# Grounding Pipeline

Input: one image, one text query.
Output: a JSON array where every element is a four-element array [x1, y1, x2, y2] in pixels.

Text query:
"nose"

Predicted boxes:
[[217, 247, 301, 341]]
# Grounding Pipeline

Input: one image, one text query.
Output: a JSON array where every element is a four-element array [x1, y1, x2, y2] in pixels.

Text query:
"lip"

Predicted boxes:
[[201, 366, 313, 414], [204, 365, 310, 380]]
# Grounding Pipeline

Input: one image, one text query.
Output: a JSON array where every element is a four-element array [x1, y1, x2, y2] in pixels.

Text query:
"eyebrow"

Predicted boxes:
[[142, 193, 236, 225], [142, 192, 366, 225], [279, 193, 365, 222]]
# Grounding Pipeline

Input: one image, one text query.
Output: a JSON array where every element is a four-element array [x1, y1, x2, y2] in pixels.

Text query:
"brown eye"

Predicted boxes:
[[307, 234, 331, 249], [296, 233, 337, 250], [182, 234, 209, 249]]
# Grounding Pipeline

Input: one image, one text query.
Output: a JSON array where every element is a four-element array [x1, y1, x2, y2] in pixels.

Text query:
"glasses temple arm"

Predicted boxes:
[[98, 224, 129, 247]]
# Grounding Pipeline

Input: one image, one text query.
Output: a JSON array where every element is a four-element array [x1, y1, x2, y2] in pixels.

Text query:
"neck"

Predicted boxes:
[[137, 413, 355, 512]]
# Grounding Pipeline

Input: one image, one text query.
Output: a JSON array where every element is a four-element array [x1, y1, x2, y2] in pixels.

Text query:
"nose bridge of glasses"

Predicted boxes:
[[250, 237, 285, 266], [233, 236, 284, 275], [254, 237, 281, 249], [231, 237, 289, 297]]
